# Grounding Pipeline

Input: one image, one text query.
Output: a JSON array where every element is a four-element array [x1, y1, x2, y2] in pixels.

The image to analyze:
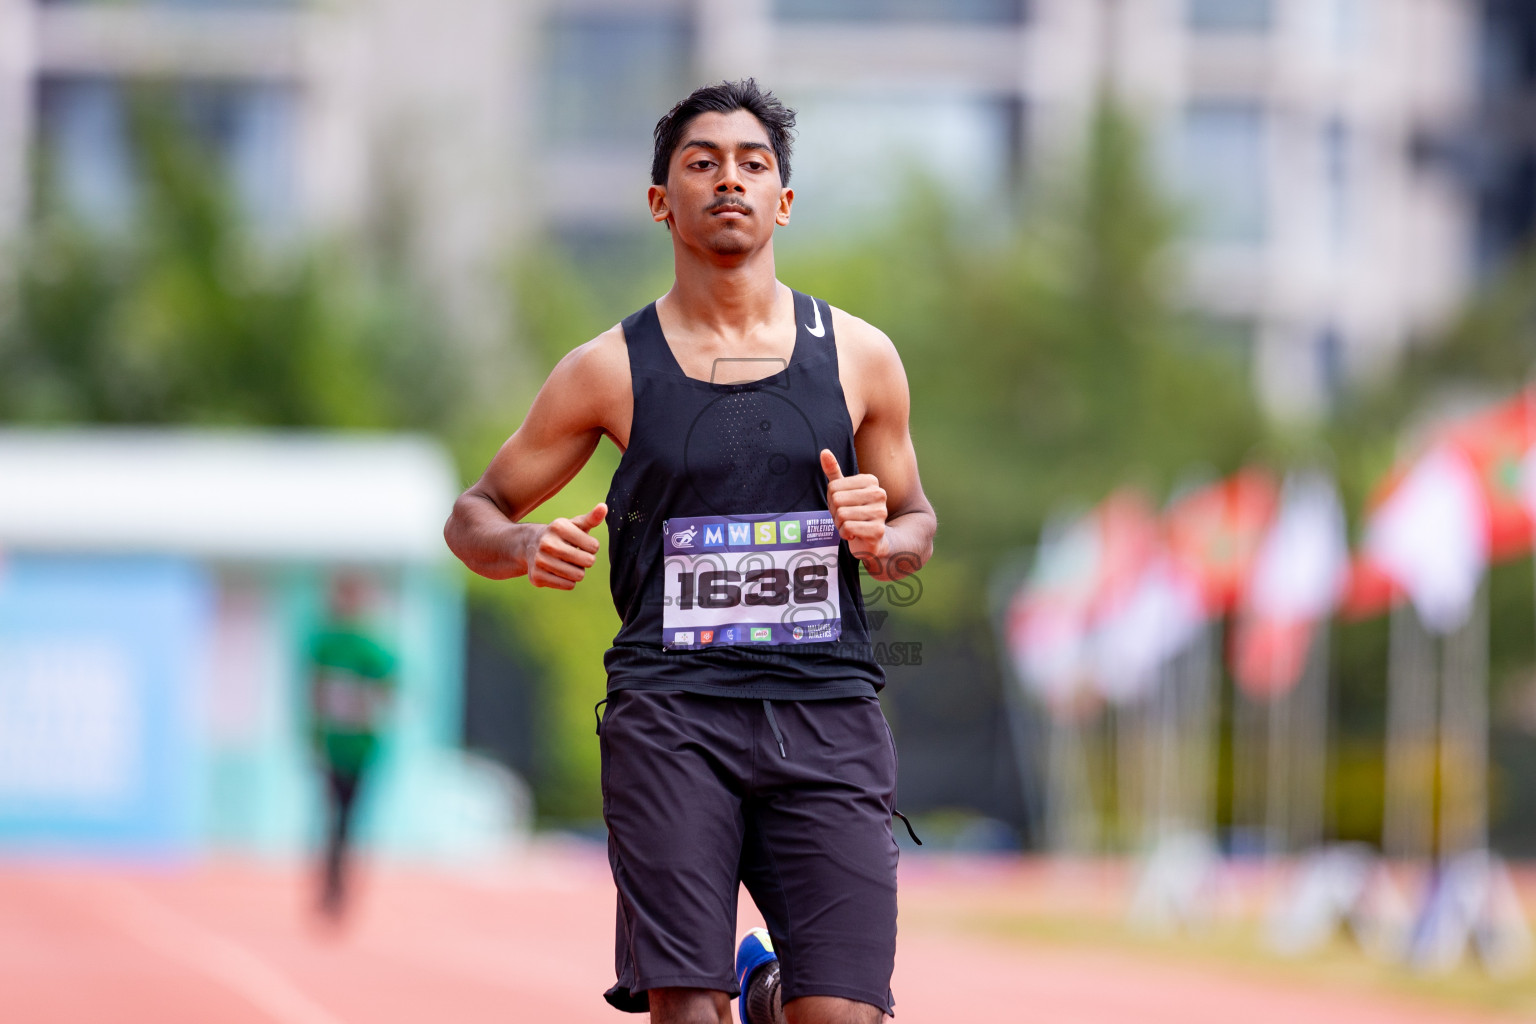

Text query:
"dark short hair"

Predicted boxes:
[[651, 79, 797, 187]]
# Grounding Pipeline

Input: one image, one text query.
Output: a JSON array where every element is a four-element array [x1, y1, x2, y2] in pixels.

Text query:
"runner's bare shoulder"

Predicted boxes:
[[828, 305, 907, 428], [828, 306, 901, 370], [535, 323, 634, 448]]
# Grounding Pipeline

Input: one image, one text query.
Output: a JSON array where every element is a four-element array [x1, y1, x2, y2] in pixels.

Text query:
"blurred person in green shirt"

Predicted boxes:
[[308, 572, 396, 921]]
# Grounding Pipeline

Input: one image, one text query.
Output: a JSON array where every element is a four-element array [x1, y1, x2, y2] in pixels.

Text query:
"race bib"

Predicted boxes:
[[316, 672, 384, 728], [662, 513, 841, 650]]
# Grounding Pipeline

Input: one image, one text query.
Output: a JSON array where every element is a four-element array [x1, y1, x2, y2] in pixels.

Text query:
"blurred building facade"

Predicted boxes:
[[680, 0, 1476, 420], [0, 0, 1494, 416], [1477, 0, 1536, 272], [0, 0, 532, 348]]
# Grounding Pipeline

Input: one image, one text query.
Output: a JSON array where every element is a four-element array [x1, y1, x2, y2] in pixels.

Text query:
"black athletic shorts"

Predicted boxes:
[[598, 689, 899, 1015]]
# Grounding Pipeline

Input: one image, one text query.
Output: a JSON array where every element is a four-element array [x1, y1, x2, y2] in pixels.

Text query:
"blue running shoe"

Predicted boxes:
[[735, 927, 781, 1024]]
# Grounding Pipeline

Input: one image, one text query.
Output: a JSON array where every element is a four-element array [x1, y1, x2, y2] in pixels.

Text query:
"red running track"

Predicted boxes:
[[0, 843, 1515, 1023]]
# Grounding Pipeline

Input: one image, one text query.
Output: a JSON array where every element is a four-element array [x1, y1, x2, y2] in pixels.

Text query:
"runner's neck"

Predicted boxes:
[[655, 278, 793, 352]]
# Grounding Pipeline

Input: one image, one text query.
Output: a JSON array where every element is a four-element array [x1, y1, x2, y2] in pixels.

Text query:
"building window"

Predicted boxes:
[[1322, 118, 1349, 255], [545, 13, 693, 150], [1187, 0, 1271, 33], [33, 77, 297, 231], [1481, 0, 1536, 92], [786, 92, 1017, 234], [1315, 325, 1344, 402], [35, 79, 132, 228], [1178, 101, 1267, 245], [40, 0, 299, 7], [774, 0, 1027, 24], [1475, 153, 1536, 273], [1327, 0, 1365, 54]]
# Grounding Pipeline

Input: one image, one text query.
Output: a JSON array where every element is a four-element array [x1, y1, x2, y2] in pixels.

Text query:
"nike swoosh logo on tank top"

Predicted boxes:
[[805, 300, 825, 338]]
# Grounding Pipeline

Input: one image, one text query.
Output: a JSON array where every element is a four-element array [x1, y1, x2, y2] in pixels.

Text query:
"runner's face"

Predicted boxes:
[[650, 109, 793, 255]]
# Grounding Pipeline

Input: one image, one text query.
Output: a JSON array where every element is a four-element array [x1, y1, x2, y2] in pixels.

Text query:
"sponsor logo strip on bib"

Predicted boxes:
[[662, 513, 841, 649]]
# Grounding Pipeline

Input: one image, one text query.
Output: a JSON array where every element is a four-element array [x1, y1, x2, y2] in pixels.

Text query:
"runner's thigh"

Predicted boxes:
[[602, 690, 752, 1003], [739, 696, 898, 1015]]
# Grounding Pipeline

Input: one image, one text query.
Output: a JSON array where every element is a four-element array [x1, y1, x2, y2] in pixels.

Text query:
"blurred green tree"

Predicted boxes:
[[782, 100, 1267, 621], [0, 87, 464, 433]]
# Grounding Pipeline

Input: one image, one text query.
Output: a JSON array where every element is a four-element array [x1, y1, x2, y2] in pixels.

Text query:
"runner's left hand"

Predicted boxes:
[[821, 449, 889, 567]]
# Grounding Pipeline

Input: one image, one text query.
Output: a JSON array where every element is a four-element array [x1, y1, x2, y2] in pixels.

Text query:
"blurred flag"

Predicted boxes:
[[1231, 618, 1313, 698], [1084, 490, 1192, 703], [1340, 553, 1403, 620], [1363, 444, 1489, 635], [1523, 443, 1536, 548], [1350, 389, 1535, 623], [1087, 489, 1162, 620], [1087, 491, 1204, 706], [1246, 472, 1349, 621], [1443, 390, 1536, 561], [1007, 512, 1099, 705], [1231, 472, 1348, 697], [1008, 490, 1164, 706], [1164, 469, 1279, 616], [1341, 458, 1411, 619], [1089, 553, 1205, 703]]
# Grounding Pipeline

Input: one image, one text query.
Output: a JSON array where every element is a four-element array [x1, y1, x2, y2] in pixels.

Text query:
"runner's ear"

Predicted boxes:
[[647, 184, 670, 225]]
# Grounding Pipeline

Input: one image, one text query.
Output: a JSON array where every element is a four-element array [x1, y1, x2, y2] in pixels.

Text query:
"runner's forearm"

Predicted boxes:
[[864, 509, 935, 582], [444, 491, 542, 580]]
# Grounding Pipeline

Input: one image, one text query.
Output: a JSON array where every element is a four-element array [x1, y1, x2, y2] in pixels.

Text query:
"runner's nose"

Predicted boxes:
[[716, 159, 745, 192]]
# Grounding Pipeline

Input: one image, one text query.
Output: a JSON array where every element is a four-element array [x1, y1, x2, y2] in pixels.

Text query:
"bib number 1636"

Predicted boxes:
[[675, 564, 829, 610], [661, 512, 841, 648]]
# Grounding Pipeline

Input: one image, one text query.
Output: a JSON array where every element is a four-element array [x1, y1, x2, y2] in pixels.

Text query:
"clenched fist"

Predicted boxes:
[[821, 449, 889, 566], [526, 502, 607, 589]]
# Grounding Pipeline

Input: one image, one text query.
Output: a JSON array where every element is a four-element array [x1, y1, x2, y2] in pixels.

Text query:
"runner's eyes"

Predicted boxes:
[[686, 158, 768, 172]]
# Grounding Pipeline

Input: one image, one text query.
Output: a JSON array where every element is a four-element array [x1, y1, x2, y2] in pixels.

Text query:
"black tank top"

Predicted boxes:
[[602, 289, 884, 699]]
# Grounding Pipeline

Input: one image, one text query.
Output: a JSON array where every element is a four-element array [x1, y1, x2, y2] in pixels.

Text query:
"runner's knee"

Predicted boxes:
[[784, 994, 885, 1024], [648, 986, 732, 1024]]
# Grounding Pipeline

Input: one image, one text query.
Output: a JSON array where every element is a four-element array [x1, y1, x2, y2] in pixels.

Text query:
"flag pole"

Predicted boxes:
[[1294, 621, 1331, 853], [1265, 665, 1292, 860], [1190, 619, 1219, 843], [988, 554, 1048, 853], [1233, 679, 1263, 855], [1438, 583, 1488, 862], [1383, 600, 1434, 865], [1153, 651, 1178, 843]]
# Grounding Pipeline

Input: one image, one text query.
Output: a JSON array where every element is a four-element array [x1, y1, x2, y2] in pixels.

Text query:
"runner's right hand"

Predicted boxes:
[[526, 503, 607, 589]]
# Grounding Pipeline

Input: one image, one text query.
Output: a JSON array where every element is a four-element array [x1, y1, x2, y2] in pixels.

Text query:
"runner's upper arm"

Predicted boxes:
[[834, 311, 931, 521], [468, 328, 629, 521]]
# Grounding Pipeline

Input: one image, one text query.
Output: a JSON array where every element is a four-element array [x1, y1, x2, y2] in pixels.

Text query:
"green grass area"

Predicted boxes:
[[921, 905, 1536, 1018]]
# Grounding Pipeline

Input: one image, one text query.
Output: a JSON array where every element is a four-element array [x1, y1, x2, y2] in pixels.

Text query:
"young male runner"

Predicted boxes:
[[444, 80, 934, 1024]]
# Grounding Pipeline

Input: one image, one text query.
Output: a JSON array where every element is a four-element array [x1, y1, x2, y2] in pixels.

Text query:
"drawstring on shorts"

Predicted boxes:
[[755, 698, 920, 845], [762, 700, 787, 758]]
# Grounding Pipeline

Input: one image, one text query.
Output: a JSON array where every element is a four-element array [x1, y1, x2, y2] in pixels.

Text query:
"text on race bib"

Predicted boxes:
[[662, 513, 841, 650]]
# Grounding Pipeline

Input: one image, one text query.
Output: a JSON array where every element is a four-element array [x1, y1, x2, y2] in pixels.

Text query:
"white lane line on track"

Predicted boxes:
[[89, 880, 348, 1024]]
